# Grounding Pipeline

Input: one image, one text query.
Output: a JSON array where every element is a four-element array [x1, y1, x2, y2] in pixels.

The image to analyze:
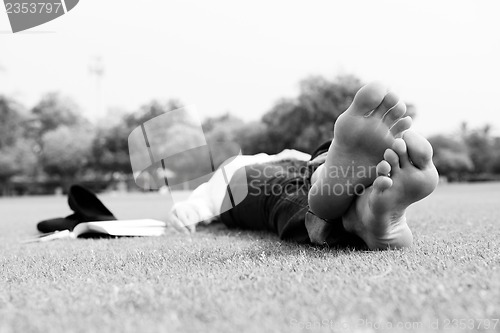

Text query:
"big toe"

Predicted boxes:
[[348, 81, 388, 115], [403, 131, 434, 169], [372, 91, 400, 118]]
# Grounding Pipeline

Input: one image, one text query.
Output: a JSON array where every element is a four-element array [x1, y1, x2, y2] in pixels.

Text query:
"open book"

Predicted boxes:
[[25, 219, 166, 243]]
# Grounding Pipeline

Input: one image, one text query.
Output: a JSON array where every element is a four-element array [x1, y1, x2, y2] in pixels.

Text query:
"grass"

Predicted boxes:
[[0, 183, 499, 333]]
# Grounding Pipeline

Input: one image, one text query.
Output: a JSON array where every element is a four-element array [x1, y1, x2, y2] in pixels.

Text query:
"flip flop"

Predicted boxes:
[[37, 184, 117, 233]]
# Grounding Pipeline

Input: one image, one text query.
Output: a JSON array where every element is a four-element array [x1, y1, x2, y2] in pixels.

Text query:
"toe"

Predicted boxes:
[[376, 160, 391, 176], [373, 176, 393, 193], [372, 91, 399, 118], [383, 101, 406, 127], [403, 130, 434, 169], [392, 138, 411, 167], [348, 82, 388, 115], [390, 116, 412, 138], [384, 148, 400, 171]]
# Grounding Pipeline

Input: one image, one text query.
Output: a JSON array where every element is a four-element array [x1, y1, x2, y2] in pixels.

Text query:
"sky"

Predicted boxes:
[[1, 0, 499, 137]]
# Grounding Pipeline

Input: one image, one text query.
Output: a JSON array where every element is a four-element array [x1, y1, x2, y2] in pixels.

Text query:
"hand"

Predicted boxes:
[[168, 202, 200, 234]]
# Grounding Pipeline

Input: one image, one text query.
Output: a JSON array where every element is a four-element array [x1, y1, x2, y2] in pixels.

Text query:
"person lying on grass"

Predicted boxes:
[[168, 82, 439, 250]]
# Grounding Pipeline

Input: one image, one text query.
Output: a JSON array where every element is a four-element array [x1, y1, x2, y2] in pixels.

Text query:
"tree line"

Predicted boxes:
[[0, 74, 499, 195], [429, 123, 500, 182]]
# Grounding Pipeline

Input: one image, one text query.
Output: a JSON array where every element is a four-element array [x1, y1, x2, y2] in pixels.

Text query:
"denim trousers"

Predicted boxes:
[[219, 157, 366, 248]]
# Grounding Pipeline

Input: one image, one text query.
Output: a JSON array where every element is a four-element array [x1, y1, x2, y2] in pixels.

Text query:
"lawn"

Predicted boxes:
[[0, 183, 499, 333]]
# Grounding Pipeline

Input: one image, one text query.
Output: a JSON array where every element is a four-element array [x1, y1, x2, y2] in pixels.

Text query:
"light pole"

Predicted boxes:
[[88, 57, 105, 122]]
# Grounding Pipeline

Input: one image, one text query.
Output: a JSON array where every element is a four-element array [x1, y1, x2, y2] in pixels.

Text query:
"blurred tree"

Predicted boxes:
[[491, 137, 500, 175], [41, 126, 94, 189], [26, 93, 92, 189], [460, 124, 493, 174], [91, 124, 132, 176], [489, 154, 500, 175], [260, 75, 364, 153], [31, 93, 86, 137], [123, 99, 184, 129], [429, 134, 473, 181], [0, 95, 26, 148], [29, 93, 89, 179], [88, 108, 129, 177], [0, 139, 38, 194], [203, 113, 245, 143], [90, 99, 185, 178], [0, 96, 38, 194], [257, 75, 419, 154], [203, 114, 252, 168], [237, 121, 272, 154], [0, 148, 17, 186], [160, 123, 215, 185], [202, 75, 418, 155]]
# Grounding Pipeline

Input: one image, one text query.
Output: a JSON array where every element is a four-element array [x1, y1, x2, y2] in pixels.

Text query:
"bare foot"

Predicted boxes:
[[342, 131, 439, 249], [309, 82, 412, 220]]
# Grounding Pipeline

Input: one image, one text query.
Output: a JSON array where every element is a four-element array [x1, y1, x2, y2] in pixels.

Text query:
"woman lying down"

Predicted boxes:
[[168, 82, 439, 250]]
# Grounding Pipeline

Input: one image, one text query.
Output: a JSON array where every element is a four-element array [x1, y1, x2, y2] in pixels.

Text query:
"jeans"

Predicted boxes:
[[219, 157, 366, 248]]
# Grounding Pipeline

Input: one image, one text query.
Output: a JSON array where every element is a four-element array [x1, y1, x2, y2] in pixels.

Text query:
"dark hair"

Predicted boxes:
[[309, 140, 332, 161]]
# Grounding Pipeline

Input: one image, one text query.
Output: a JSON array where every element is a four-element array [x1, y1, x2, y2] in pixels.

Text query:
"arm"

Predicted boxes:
[[168, 168, 227, 233]]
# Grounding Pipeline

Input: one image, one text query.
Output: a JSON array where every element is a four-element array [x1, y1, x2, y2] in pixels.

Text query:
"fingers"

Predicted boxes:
[[166, 213, 191, 234], [167, 206, 199, 234], [177, 207, 200, 228], [185, 223, 196, 233]]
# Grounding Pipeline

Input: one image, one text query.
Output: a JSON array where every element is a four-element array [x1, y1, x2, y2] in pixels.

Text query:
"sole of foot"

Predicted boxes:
[[309, 82, 412, 219], [342, 130, 439, 250]]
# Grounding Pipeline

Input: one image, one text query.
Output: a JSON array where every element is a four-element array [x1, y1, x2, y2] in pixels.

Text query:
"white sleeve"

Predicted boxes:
[[170, 153, 271, 224], [170, 179, 221, 224], [170, 149, 310, 224]]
